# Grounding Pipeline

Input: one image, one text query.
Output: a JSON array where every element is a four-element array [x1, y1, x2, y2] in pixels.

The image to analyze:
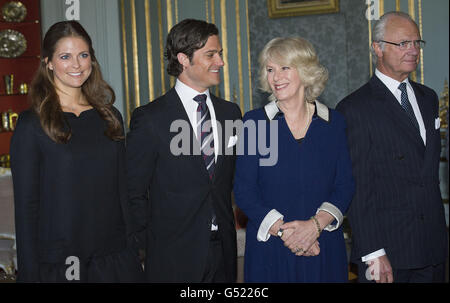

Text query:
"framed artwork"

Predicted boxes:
[[267, 0, 339, 18]]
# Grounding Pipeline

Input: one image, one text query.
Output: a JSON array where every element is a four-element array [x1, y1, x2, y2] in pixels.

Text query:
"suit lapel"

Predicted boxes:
[[411, 81, 439, 174], [210, 94, 225, 181], [411, 81, 433, 143], [370, 76, 425, 151]]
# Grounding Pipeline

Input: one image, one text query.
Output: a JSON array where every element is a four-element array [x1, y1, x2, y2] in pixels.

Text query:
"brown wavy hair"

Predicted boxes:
[[29, 20, 123, 143], [165, 19, 219, 77]]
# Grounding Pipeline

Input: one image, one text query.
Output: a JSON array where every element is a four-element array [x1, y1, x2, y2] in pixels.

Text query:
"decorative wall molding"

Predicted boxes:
[[120, 0, 253, 123]]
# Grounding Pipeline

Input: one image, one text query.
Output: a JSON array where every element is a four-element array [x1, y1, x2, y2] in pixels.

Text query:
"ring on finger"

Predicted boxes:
[[277, 228, 284, 238]]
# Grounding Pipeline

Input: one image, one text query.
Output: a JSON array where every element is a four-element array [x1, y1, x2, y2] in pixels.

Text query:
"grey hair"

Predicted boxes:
[[371, 11, 417, 65]]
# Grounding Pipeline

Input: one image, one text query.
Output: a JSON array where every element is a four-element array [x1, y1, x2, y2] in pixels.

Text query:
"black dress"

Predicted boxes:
[[10, 108, 144, 282]]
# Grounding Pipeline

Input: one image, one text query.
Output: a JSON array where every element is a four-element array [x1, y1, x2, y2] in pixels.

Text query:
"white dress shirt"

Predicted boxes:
[[175, 79, 219, 231], [175, 79, 219, 162], [375, 69, 426, 145]]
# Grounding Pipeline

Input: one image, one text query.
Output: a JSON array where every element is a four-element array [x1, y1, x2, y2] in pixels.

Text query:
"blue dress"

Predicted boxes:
[[233, 101, 355, 282]]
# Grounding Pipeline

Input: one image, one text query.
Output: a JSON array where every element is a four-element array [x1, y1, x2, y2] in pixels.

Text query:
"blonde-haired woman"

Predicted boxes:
[[234, 37, 355, 282]]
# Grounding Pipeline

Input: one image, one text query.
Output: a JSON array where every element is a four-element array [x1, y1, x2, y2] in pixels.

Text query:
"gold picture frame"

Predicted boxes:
[[268, 0, 339, 18]]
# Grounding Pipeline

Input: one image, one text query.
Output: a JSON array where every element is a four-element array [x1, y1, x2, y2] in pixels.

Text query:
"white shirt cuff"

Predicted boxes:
[[361, 249, 386, 262], [316, 202, 343, 232], [257, 209, 284, 242]]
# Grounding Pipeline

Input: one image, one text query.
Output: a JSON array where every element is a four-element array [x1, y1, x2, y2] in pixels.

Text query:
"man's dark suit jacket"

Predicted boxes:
[[336, 75, 448, 270], [126, 88, 242, 282]]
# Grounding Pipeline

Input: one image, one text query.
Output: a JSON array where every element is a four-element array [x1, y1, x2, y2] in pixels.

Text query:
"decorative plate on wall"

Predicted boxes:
[[1, 1, 27, 22], [0, 29, 27, 58]]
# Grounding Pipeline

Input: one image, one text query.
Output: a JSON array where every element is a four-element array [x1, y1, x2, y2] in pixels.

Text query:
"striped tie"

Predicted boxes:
[[398, 82, 419, 131], [194, 94, 215, 179], [194, 94, 217, 230]]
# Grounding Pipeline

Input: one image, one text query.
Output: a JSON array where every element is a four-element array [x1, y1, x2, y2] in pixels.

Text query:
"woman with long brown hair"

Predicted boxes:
[[10, 21, 143, 282]]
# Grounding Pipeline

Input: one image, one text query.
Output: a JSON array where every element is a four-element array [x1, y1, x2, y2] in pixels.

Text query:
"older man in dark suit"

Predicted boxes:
[[126, 19, 242, 282], [337, 11, 447, 283]]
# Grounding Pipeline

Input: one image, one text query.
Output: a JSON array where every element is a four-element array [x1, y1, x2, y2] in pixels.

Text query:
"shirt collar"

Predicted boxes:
[[175, 79, 211, 106], [375, 69, 411, 95], [264, 100, 329, 122]]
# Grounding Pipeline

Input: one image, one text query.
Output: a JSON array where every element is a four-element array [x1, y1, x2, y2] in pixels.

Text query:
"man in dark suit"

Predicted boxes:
[[337, 11, 447, 283], [126, 19, 241, 282]]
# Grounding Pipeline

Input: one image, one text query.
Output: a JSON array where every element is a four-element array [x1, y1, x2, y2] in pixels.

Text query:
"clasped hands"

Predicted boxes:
[[269, 218, 321, 257]]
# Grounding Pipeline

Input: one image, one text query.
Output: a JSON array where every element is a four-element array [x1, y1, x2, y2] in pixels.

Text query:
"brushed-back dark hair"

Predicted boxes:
[[30, 20, 123, 143], [165, 19, 219, 77]]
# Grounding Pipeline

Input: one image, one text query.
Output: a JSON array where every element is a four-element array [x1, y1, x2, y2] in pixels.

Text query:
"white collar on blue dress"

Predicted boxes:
[[264, 100, 330, 122]]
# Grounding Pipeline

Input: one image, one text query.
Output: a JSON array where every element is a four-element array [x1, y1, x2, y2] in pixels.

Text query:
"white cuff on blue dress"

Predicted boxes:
[[316, 202, 343, 232], [257, 209, 284, 242]]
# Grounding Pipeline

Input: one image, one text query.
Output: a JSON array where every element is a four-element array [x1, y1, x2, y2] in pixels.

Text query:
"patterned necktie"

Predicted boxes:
[[193, 94, 217, 230], [193, 94, 215, 179], [398, 82, 419, 131]]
